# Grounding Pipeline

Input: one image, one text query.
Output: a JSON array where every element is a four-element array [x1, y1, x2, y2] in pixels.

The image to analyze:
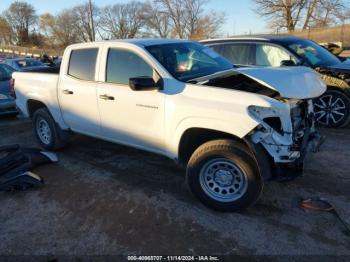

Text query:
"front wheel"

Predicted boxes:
[[186, 140, 263, 212], [313, 90, 350, 128]]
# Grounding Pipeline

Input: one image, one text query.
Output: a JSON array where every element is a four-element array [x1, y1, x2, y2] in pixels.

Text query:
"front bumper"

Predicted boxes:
[[295, 130, 325, 165], [273, 131, 325, 182], [250, 131, 325, 182]]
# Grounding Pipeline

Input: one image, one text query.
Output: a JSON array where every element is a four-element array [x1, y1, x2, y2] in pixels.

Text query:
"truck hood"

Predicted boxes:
[[236, 66, 326, 99]]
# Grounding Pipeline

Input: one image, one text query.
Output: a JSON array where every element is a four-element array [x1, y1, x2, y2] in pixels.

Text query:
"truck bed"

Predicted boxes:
[[13, 72, 60, 118], [20, 66, 60, 74]]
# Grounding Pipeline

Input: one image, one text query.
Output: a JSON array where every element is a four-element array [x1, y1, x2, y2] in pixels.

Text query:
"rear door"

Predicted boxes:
[[58, 47, 102, 136]]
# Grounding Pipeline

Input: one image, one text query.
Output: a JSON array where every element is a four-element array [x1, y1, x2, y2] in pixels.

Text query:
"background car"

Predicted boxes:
[[52, 57, 62, 68], [0, 64, 17, 116], [0, 55, 7, 63], [4, 58, 49, 71], [320, 42, 343, 56], [201, 35, 350, 128]]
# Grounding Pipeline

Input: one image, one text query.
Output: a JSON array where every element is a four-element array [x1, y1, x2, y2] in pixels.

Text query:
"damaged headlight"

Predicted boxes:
[[248, 106, 283, 134], [248, 106, 279, 119], [263, 117, 283, 134]]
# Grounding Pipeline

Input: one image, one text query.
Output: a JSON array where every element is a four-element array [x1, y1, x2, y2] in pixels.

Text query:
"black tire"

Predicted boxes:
[[186, 139, 263, 212], [313, 90, 350, 128], [32, 108, 69, 150]]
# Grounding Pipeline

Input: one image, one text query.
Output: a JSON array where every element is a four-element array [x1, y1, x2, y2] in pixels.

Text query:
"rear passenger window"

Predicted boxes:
[[68, 48, 98, 81], [210, 43, 255, 65], [106, 48, 153, 85]]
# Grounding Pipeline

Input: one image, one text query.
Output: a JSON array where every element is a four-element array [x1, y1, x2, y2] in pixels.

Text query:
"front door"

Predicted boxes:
[[97, 48, 165, 153]]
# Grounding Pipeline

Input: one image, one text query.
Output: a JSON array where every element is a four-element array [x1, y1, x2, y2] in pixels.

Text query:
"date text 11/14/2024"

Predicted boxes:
[[127, 255, 220, 261]]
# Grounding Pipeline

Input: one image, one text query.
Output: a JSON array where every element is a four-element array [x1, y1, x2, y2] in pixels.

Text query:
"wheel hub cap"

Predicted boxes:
[[199, 159, 248, 203], [214, 170, 233, 186], [37, 119, 52, 145]]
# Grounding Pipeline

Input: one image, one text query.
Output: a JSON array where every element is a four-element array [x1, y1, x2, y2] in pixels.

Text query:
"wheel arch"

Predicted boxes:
[[177, 127, 251, 166], [27, 99, 48, 118], [26, 99, 70, 130], [326, 85, 350, 97], [176, 126, 273, 180]]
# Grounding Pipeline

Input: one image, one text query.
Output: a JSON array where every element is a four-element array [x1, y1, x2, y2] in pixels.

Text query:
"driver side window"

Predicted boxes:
[[106, 48, 153, 85], [255, 44, 295, 67]]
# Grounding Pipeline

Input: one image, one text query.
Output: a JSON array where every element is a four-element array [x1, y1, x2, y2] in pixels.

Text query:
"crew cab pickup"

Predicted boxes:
[[13, 39, 326, 211]]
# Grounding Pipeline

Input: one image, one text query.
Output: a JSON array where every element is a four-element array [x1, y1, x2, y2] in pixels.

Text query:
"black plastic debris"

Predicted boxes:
[[0, 144, 58, 191]]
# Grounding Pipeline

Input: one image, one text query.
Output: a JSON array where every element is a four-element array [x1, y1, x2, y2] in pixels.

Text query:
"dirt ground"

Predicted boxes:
[[0, 116, 349, 259]]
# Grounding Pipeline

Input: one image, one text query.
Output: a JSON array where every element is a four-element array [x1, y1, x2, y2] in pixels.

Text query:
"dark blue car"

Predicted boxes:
[[202, 36, 350, 128], [0, 64, 17, 116]]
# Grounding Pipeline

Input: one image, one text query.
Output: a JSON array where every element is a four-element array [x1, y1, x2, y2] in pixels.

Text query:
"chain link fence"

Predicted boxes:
[[282, 24, 350, 49]]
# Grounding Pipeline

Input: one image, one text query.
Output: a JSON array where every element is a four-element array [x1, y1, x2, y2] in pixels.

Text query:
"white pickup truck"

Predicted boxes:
[[13, 39, 326, 211]]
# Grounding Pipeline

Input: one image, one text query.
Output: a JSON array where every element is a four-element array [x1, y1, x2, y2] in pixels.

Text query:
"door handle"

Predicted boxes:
[[62, 89, 74, 95], [99, 94, 115, 101]]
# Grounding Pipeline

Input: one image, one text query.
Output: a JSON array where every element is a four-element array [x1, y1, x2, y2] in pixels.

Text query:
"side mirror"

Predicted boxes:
[[129, 76, 158, 91], [280, 60, 296, 66]]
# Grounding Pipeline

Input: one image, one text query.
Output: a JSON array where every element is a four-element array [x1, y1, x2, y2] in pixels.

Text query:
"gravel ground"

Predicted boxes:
[[0, 116, 349, 260]]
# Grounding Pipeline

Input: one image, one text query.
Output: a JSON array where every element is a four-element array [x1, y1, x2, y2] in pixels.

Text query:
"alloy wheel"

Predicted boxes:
[[314, 93, 347, 127]]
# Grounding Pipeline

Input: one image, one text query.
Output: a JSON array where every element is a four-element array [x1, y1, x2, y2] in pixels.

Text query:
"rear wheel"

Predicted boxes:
[[186, 139, 263, 212], [33, 108, 70, 150], [313, 90, 350, 128]]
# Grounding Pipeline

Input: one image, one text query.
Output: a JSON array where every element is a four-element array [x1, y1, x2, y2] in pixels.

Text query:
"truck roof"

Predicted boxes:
[[112, 38, 191, 46], [68, 38, 191, 49]]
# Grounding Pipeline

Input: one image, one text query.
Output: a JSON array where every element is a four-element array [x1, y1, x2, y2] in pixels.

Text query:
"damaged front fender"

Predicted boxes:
[[248, 100, 322, 164]]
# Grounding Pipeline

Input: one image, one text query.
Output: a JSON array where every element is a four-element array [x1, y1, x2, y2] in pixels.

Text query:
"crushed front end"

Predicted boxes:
[[247, 99, 324, 180]]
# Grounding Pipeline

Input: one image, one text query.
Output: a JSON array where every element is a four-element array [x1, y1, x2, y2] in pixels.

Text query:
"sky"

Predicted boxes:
[[0, 0, 268, 36]]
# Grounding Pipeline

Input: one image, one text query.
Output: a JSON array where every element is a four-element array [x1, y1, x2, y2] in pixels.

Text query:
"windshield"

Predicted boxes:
[[145, 42, 233, 82], [287, 39, 341, 67], [15, 59, 44, 68]]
